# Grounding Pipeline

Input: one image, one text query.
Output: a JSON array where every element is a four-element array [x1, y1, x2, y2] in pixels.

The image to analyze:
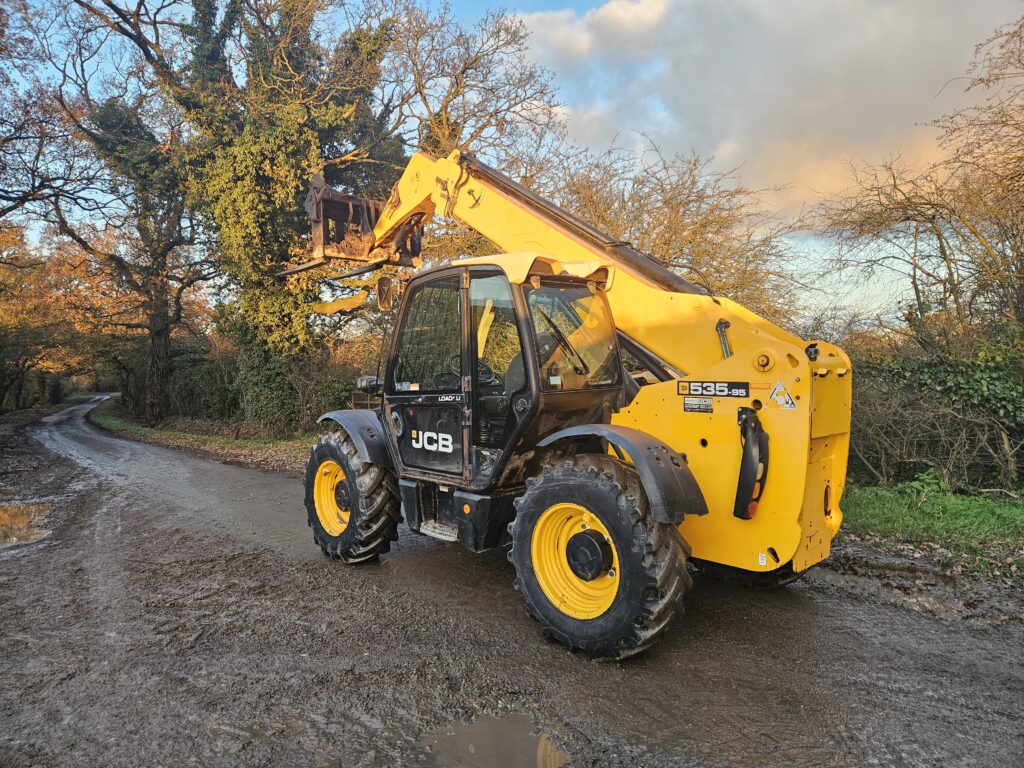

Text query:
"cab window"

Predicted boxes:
[[470, 274, 526, 447], [525, 281, 620, 391], [391, 277, 462, 393]]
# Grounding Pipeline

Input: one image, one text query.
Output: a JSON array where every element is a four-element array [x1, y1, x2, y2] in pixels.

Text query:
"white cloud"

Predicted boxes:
[[527, 0, 670, 60], [523, 0, 1022, 208], [586, 0, 669, 45]]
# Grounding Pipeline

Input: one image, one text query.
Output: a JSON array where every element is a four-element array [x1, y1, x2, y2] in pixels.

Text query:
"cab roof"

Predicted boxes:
[[455, 252, 610, 285]]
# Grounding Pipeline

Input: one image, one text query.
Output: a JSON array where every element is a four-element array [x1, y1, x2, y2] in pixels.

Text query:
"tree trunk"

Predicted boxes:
[[139, 266, 175, 426], [35, 370, 44, 404], [144, 324, 172, 425], [47, 375, 63, 404], [999, 428, 1018, 488], [11, 374, 24, 410]]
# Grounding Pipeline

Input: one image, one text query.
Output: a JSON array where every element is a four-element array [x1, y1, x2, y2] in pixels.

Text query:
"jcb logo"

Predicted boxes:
[[411, 429, 454, 453]]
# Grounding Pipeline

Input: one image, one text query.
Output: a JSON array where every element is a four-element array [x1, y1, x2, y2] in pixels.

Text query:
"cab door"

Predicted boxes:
[[384, 273, 468, 477], [468, 272, 529, 482]]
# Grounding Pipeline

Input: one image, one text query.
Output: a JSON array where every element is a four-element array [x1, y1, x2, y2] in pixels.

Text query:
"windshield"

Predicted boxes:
[[525, 281, 619, 391]]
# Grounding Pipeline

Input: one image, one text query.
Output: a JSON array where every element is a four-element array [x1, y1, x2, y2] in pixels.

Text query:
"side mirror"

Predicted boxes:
[[355, 375, 383, 394], [376, 275, 396, 311]]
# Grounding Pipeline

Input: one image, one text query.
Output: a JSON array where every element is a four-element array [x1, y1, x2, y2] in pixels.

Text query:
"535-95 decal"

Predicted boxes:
[[677, 380, 750, 398]]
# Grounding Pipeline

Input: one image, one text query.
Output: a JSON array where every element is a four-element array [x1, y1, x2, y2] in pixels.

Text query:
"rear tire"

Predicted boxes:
[[509, 454, 692, 660], [304, 431, 400, 563]]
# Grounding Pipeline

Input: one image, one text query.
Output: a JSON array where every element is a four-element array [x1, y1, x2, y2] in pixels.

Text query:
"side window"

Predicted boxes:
[[526, 281, 620, 391], [392, 277, 462, 393], [620, 345, 660, 386], [471, 275, 525, 393], [470, 274, 525, 447]]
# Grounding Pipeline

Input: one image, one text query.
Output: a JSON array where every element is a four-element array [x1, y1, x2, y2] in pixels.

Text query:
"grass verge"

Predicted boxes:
[[89, 397, 313, 473], [842, 484, 1024, 579]]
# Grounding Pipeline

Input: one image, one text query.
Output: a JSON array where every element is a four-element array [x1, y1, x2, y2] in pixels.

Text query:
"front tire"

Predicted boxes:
[[304, 431, 400, 563], [509, 455, 692, 659]]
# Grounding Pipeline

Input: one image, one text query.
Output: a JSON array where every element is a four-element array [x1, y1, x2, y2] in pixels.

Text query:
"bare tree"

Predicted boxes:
[[819, 155, 1024, 351], [815, 14, 1024, 490], [0, 0, 98, 221], [552, 141, 797, 322], [378, 1, 561, 169], [935, 15, 1024, 186]]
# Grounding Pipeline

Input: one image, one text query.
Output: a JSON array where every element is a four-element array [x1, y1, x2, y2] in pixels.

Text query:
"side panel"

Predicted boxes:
[[612, 340, 852, 574], [613, 351, 811, 574], [393, 400, 465, 475]]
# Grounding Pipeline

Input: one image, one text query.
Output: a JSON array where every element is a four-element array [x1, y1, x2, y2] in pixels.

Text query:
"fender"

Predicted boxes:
[[316, 409, 393, 468], [537, 424, 708, 525]]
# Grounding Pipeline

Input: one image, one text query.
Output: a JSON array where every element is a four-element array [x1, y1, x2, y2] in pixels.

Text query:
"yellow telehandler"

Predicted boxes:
[[294, 151, 852, 658]]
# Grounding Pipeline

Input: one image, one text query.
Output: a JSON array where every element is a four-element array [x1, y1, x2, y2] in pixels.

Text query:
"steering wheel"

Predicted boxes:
[[447, 353, 500, 386], [429, 370, 460, 390]]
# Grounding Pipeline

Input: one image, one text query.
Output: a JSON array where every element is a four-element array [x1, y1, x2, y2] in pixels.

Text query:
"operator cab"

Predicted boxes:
[[382, 263, 623, 542]]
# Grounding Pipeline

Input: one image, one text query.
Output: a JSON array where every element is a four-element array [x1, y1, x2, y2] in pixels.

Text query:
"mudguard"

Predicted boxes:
[[537, 424, 709, 525], [316, 409, 393, 468]]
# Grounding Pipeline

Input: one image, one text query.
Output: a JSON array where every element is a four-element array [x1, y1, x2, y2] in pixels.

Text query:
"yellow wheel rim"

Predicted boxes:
[[313, 460, 351, 537], [531, 502, 620, 620]]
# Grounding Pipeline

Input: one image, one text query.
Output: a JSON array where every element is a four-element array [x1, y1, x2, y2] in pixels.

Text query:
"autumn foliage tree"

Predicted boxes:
[[0, 227, 84, 409]]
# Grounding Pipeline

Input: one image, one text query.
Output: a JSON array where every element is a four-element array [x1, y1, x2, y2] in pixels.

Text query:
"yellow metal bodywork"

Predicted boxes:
[[531, 502, 621, 619], [344, 150, 853, 574], [614, 349, 849, 573]]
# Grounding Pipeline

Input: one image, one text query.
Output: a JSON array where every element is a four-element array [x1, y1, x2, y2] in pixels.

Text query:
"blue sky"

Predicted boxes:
[[455, 0, 595, 15]]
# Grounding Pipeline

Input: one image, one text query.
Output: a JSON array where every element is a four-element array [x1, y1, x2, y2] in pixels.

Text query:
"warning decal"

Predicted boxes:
[[768, 380, 797, 410]]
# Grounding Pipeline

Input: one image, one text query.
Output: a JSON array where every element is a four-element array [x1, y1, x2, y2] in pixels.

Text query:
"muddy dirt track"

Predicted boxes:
[[1, 400, 1022, 767]]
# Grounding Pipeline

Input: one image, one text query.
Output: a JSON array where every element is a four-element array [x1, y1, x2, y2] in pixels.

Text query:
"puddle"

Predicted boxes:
[[421, 714, 568, 768], [0, 502, 49, 547]]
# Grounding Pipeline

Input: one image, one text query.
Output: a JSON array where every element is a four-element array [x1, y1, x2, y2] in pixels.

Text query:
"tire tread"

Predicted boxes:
[[304, 430, 400, 564], [510, 453, 692, 659]]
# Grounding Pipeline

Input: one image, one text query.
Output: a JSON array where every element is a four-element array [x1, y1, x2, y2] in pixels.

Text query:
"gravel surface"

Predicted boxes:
[[1, 399, 1022, 767]]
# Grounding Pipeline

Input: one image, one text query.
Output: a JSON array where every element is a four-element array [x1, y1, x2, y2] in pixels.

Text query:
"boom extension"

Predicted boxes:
[[293, 151, 704, 295]]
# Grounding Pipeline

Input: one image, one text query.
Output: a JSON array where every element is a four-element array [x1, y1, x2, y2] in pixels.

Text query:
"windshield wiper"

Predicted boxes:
[[536, 308, 590, 375]]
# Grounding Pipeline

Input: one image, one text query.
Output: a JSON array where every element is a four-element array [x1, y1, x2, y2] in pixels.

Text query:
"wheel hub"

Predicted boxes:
[[313, 460, 351, 537], [565, 530, 613, 581], [334, 483, 351, 512], [530, 502, 620, 620]]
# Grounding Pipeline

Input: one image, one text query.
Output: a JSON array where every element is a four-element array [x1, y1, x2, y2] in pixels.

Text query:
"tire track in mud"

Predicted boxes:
[[1, 401, 1023, 767]]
